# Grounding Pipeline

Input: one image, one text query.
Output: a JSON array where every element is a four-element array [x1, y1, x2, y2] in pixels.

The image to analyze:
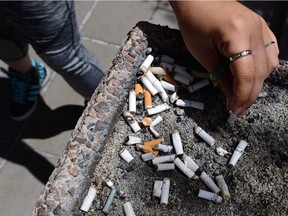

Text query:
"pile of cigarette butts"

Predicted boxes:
[[80, 54, 249, 215]]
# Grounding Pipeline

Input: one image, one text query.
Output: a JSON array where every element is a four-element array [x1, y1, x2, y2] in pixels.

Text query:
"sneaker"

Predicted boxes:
[[1, 58, 50, 121]]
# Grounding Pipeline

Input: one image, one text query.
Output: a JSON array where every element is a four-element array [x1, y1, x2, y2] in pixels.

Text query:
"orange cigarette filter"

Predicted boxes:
[[140, 145, 160, 157], [143, 137, 164, 148], [135, 83, 144, 95], [163, 74, 178, 86], [144, 90, 152, 109], [142, 117, 153, 126]]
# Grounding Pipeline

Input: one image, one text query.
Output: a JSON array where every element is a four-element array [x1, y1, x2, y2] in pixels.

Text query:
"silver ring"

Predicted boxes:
[[265, 41, 275, 47], [227, 50, 252, 62]]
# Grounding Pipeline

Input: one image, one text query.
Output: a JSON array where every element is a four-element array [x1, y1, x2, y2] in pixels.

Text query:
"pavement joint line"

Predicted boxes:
[[78, 0, 99, 32], [82, 36, 121, 48]]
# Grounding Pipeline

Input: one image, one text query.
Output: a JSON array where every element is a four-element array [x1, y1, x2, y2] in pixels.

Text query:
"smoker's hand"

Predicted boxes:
[[171, 1, 279, 115]]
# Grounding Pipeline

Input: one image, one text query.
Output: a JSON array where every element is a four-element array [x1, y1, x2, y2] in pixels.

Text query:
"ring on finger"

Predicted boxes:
[[227, 50, 252, 62]]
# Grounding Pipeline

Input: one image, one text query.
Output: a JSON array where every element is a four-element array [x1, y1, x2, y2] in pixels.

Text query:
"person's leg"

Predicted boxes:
[[0, 1, 104, 99], [0, 14, 49, 121]]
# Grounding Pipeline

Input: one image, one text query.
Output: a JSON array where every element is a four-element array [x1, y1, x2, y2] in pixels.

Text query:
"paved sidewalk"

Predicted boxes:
[[0, 1, 178, 216]]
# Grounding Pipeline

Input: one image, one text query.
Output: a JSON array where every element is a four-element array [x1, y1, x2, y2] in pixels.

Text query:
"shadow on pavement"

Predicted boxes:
[[0, 77, 85, 184]]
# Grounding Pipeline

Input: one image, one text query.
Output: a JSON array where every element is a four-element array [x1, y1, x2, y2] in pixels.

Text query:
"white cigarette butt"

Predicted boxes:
[[172, 130, 184, 155], [153, 180, 163, 198], [152, 154, 176, 165], [194, 126, 215, 146], [188, 79, 210, 93], [128, 90, 136, 115], [160, 177, 171, 205], [156, 163, 175, 171], [123, 111, 141, 133], [173, 158, 196, 179], [200, 171, 220, 194], [140, 54, 154, 73], [215, 175, 230, 201], [147, 103, 170, 116], [119, 149, 134, 163], [198, 189, 223, 204], [175, 99, 204, 110], [228, 140, 248, 168], [125, 136, 142, 145], [80, 185, 97, 212], [141, 76, 158, 96]]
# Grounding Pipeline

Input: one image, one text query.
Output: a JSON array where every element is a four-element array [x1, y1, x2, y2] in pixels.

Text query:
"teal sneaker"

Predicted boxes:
[[1, 58, 50, 121]]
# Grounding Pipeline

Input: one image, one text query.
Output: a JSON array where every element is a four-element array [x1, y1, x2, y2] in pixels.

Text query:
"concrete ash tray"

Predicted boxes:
[[34, 22, 288, 216]]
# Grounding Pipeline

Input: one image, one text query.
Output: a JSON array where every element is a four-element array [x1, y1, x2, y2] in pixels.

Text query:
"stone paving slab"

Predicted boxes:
[[81, 1, 158, 44]]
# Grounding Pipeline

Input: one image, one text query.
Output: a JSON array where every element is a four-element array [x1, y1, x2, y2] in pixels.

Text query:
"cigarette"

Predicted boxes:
[[182, 154, 200, 173], [128, 90, 136, 115], [141, 76, 158, 96], [227, 112, 237, 125], [190, 70, 210, 79], [172, 130, 184, 155], [142, 117, 153, 126], [157, 163, 175, 171], [199, 171, 221, 194], [140, 54, 154, 73], [138, 145, 159, 157], [198, 189, 223, 204], [160, 62, 174, 73], [188, 79, 210, 93], [163, 74, 178, 85], [173, 65, 194, 81], [144, 137, 164, 147], [160, 177, 171, 205], [160, 54, 175, 64], [80, 184, 97, 212], [124, 135, 142, 145], [123, 111, 141, 133], [172, 73, 192, 86], [160, 80, 177, 92], [144, 89, 152, 109], [149, 67, 167, 75], [152, 154, 176, 165], [175, 99, 205, 110], [169, 92, 179, 104], [194, 126, 215, 146], [173, 158, 196, 179], [150, 126, 160, 138], [146, 103, 171, 116], [153, 144, 173, 153], [215, 175, 230, 201], [135, 83, 144, 95], [141, 152, 155, 161], [150, 115, 163, 127], [153, 180, 163, 198], [145, 70, 168, 102], [119, 149, 134, 163], [102, 186, 117, 214], [123, 202, 136, 216], [228, 140, 248, 168]]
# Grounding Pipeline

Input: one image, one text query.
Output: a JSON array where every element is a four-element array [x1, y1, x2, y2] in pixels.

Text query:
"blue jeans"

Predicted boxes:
[[0, 0, 104, 98]]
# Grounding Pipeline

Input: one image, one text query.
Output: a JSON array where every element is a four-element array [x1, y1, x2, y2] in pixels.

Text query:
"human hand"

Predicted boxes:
[[170, 0, 279, 115]]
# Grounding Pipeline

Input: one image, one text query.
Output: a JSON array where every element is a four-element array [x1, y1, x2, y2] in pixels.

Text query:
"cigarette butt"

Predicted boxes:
[[215, 175, 231, 201], [124, 135, 142, 145], [190, 70, 210, 79], [128, 90, 136, 115], [143, 137, 164, 147], [160, 177, 171, 205], [153, 144, 173, 153], [188, 79, 210, 93], [123, 202, 136, 216], [150, 126, 160, 138], [141, 76, 158, 96], [80, 185, 97, 212], [138, 145, 159, 157], [141, 152, 155, 161], [194, 126, 215, 146], [160, 55, 175, 64], [119, 149, 134, 163], [227, 112, 237, 125], [140, 54, 154, 73], [172, 73, 192, 86], [172, 130, 184, 155], [150, 115, 163, 127], [160, 80, 177, 92], [123, 111, 141, 133], [157, 163, 175, 171], [160, 62, 174, 72], [135, 83, 144, 95], [200, 171, 220, 194], [153, 180, 163, 198], [228, 140, 248, 168], [146, 103, 171, 116], [163, 74, 178, 86], [152, 154, 176, 165], [198, 189, 223, 204], [142, 117, 153, 126], [182, 154, 200, 173], [150, 67, 167, 75], [173, 158, 196, 179], [144, 90, 152, 109], [173, 65, 194, 81]]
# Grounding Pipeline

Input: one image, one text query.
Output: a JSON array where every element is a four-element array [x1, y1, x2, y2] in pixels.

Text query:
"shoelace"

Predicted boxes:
[[10, 73, 33, 104]]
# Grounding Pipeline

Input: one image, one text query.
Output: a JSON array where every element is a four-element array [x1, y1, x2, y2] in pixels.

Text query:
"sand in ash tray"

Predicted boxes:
[[86, 58, 288, 216]]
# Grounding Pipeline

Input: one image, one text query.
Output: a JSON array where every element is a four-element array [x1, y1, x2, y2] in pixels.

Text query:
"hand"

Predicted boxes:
[[170, 0, 279, 115]]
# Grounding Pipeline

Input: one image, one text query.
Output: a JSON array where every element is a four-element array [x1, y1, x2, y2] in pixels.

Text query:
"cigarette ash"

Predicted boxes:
[[82, 24, 288, 216]]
